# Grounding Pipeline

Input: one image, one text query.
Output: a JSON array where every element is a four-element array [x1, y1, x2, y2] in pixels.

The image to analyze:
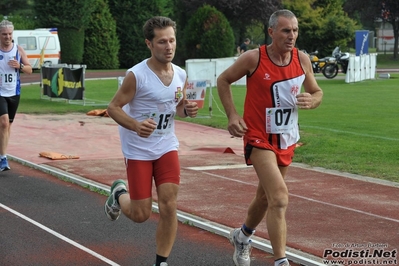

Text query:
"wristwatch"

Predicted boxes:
[[20, 63, 24, 70]]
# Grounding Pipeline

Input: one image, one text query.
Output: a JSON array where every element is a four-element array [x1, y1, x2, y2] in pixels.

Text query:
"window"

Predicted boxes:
[[39, 36, 56, 50], [17, 36, 37, 50]]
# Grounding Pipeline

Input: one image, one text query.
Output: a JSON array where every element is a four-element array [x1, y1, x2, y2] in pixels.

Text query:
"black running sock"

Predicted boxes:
[[155, 254, 167, 266], [114, 189, 127, 205]]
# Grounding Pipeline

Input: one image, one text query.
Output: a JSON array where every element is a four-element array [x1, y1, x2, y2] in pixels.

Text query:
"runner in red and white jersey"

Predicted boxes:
[[217, 9, 323, 266]]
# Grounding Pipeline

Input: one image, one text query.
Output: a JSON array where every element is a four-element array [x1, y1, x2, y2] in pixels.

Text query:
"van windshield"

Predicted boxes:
[[17, 36, 57, 51], [17, 36, 37, 50]]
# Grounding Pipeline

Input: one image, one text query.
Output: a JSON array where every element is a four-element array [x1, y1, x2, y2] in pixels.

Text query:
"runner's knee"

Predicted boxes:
[[158, 197, 177, 217], [268, 190, 289, 209], [129, 208, 152, 223], [124, 200, 152, 223], [0, 115, 9, 128]]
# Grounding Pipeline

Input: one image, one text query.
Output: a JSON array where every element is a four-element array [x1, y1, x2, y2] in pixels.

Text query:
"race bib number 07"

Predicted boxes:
[[266, 107, 297, 134]]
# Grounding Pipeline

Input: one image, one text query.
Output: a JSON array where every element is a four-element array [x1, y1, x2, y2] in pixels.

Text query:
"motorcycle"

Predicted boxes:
[[303, 50, 338, 79], [322, 47, 350, 79]]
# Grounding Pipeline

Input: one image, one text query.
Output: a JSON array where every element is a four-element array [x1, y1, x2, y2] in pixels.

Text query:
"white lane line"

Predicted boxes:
[[192, 170, 399, 224], [291, 194, 399, 223], [8, 156, 324, 266], [186, 164, 250, 171], [0, 203, 119, 266], [301, 125, 399, 141]]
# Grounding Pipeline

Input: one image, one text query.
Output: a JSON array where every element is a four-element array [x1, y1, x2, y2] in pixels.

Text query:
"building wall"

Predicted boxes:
[[375, 21, 396, 52]]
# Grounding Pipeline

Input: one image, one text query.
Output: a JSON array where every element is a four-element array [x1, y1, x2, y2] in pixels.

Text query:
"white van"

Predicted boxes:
[[13, 28, 61, 69]]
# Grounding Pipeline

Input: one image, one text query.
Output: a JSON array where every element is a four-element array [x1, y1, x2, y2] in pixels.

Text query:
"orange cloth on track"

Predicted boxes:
[[39, 151, 80, 160]]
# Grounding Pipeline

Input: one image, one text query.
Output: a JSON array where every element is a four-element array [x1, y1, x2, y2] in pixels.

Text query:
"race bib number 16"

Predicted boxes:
[[266, 107, 297, 134], [1, 73, 17, 87]]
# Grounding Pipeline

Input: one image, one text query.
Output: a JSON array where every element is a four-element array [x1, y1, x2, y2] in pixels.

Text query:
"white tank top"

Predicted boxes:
[[119, 59, 187, 160], [0, 44, 21, 97]]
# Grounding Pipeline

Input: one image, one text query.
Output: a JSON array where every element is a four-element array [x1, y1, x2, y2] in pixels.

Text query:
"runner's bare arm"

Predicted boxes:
[[107, 71, 157, 136], [17, 46, 32, 74], [297, 51, 323, 109]]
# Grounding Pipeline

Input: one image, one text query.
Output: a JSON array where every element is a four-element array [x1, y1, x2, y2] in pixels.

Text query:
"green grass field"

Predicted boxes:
[[295, 76, 399, 182], [19, 78, 118, 114], [19, 72, 399, 183], [196, 75, 399, 182], [374, 53, 399, 68]]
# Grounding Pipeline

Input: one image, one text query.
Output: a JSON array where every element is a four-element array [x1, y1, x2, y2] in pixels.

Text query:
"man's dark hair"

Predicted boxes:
[[143, 16, 177, 41]]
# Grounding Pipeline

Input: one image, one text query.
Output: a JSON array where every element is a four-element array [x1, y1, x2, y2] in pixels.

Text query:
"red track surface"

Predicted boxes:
[[11, 71, 399, 265]]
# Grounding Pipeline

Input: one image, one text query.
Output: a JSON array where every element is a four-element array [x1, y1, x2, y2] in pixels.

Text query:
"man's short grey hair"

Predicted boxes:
[[0, 20, 14, 31], [269, 10, 296, 30]]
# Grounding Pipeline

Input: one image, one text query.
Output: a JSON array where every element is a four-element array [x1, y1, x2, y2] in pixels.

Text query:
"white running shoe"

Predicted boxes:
[[104, 179, 127, 221], [229, 228, 251, 266]]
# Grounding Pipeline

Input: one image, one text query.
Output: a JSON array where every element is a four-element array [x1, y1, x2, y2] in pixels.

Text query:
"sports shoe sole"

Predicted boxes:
[[0, 164, 10, 171], [104, 180, 127, 221]]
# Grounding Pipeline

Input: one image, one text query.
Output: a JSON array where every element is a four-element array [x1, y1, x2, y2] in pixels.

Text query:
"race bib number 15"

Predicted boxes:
[[151, 111, 174, 135], [266, 107, 297, 134]]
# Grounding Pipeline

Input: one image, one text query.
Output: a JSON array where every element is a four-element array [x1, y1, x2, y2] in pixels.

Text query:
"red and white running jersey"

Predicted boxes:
[[244, 46, 305, 149]]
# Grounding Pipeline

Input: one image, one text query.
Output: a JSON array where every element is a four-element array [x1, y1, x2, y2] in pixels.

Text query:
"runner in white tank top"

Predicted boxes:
[[104, 16, 199, 266], [0, 43, 21, 97], [0, 19, 32, 171], [119, 58, 187, 160]]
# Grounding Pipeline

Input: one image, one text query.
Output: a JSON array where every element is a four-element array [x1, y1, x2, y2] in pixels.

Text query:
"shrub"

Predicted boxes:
[[33, 0, 96, 64], [184, 4, 235, 59], [108, 0, 173, 68], [83, 0, 120, 69]]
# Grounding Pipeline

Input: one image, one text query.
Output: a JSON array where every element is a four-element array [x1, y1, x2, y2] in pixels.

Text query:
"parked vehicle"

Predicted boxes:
[[303, 50, 337, 79], [13, 28, 61, 69], [322, 47, 350, 79]]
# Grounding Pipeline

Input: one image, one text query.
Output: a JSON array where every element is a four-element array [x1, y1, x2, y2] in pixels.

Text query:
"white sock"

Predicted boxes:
[[238, 229, 252, 244], [274, 257, 288, 266]]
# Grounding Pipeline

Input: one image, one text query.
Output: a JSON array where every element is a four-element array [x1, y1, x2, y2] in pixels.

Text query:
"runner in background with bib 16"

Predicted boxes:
[[0, 19, 32, 171]]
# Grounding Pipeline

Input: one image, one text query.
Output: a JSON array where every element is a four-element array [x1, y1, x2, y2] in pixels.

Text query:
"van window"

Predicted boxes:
[[39, 36, 56, 50], [17, 36, 37, 50]]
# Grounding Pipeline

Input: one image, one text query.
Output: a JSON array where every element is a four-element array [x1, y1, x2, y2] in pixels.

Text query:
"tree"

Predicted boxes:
[[0, 0, 32, 16], [34, 0, 96, 64], [246, 21, 268, 46], [1, 0, 37, 29], [0, 14, 36, 30], [178, 0, 282, 46], [345, 0, 399, 59], [108, 0, 173, 69], [377, 1, 399, 58], [83, 0, 120, 69], [283, 0, 359, 57], [184, 4, 235, 58]]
